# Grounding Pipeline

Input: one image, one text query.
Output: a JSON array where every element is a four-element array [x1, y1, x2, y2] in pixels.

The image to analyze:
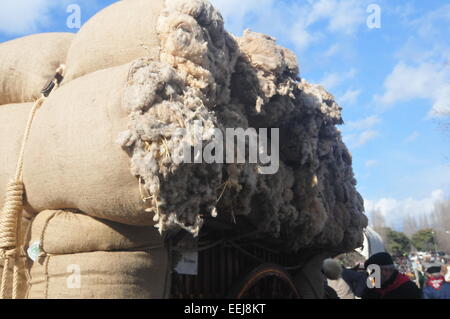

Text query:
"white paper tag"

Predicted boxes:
[[174, 251, 199, 276], [27, 241, 41, 261]]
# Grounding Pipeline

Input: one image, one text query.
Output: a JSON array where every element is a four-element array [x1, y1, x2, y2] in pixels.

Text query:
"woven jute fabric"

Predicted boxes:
[[63, 0, 164, 84], [0, 33, 73, 105]]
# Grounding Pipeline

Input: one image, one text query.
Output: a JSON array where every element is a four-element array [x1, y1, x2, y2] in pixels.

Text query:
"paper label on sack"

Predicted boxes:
[[174, 251, 199, 276], [173, 234, 198, 276], [27, 241, 41, 261]]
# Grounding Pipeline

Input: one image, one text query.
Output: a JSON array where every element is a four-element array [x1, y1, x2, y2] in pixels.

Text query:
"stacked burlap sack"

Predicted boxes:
[[0, 0, 369, 298], [26, 210, 167, 299], [1, 211, 168, 299], [0, 32, 74, 299], [0, 2, 169, 298]]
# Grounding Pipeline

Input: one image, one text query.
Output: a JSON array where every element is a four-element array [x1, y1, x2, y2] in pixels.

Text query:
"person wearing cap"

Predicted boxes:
[[361, 252, 422, 299], [423, 266, 450, 299]]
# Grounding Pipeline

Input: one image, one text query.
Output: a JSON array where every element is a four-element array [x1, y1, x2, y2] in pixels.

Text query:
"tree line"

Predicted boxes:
[[371, 199, 450, 256]]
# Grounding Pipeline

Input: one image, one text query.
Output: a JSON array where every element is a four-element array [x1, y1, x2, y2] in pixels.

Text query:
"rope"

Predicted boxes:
[[12, 261, 20, 299], [0, 257, 10, 298], [0, 183, 26, 299], [14, 97, 45, 182], [0, 65, 64, 299], [12, 208, 24, 299]]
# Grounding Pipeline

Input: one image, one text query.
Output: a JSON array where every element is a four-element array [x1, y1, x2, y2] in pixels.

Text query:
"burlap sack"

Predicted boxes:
[[63, 0, 164, 83], [0, 103, 36, 214], [24, 210, 168, 299], [0, 33, 74, 105], [9, 62, 151, 225], [27, 210, 163, 255], [27, 250, 168, 299]]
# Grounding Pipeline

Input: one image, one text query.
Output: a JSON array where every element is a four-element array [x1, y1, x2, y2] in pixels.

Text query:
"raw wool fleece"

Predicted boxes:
[[118, 0, 367, 251], [117, 0, 239, 234], [217, 30, 367, 251], [0, 33, 74, 105]]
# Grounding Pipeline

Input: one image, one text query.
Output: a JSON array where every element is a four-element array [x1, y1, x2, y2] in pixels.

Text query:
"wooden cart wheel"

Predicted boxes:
[[229, 263, 302, 299]]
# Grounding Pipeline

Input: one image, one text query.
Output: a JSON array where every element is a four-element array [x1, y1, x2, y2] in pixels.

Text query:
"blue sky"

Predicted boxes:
[[1, 0, 449, 231]]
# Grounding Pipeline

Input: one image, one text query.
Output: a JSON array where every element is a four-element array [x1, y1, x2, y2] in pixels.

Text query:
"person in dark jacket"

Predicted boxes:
[[423, 266, 450, 299], [361, 252, 422, 299], [342, 266, 367, 298]]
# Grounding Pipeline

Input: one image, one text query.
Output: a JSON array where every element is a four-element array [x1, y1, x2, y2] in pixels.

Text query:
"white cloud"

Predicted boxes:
[[0, 0, 58, 35], [319, 73, 341, 90], [364, 189, 446, 230], [365, 160, 379, 168], [376, 3, 450, 117], [394, 4, 450, 63], [0, 0, 99, 35], [323, 43, 341, 57], [344, 130, 379, 149], [342, 115, 381, 149], [289, 20, 318, 52], [405, 131, 420, 143], [338, 88, 361, 105], [210, 0, 275, 35], [356, 130, 378, 147], [212, 0, 317, 51], [325, 0, 367, 34], [307, 0, 366, 34], [390, 3, 416, 23], [377, 62, 450, 117], [211, 0, 368, 52], [345, 115, 380, 131], [319, 68, 357, 90], [408, 4, 450, 40]]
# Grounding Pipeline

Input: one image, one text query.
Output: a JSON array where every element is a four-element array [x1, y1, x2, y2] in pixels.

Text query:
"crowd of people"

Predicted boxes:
[[322, 252, 450, 299]]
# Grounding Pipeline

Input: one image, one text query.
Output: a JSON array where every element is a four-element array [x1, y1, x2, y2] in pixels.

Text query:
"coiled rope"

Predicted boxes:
[[0, 65, 65, 299]]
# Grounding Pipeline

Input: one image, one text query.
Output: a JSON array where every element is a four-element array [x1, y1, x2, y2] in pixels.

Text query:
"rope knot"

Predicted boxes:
[[5, 181, 24, 198], [0, 181, 24, 251], [0, 248, 17, 260]]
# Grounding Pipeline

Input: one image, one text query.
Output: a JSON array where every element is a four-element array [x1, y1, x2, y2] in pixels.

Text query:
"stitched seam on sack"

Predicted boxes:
[[43, 245, 165, 256], [39, 211, 60, 256], [44, 255, 50, 299]]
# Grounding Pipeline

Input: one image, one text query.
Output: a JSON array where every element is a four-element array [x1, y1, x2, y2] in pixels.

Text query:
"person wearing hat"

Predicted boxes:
[[361, 252, 422, 299], [423, 266, 450, 299]]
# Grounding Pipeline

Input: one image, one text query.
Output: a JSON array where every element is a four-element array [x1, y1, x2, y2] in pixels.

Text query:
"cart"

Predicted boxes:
[[168, 214, 324, 299]]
